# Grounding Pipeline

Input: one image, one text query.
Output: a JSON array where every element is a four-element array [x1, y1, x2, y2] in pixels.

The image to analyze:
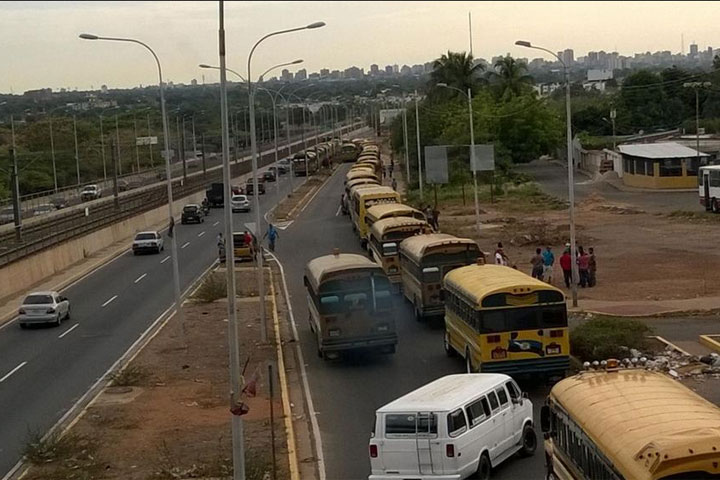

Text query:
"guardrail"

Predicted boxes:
[[0, 123, 366, 267]]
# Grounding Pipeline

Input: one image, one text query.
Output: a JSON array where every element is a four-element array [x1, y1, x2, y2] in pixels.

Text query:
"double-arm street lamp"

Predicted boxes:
[[516, 40, 577, 306]]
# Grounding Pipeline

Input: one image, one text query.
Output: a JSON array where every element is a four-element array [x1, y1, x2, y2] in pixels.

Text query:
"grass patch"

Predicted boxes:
[[668, 210, 720, 223], [570, 316, 653, 362], [110, 364, 150, 387], [23, 430, 101, 479], [193, 272, 227, 303]]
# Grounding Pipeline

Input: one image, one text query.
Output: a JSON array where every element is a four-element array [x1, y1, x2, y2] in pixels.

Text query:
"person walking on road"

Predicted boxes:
[[588, 247, 597, 287], [494, 242, 509, 266], [542, 246, 555, 284], [560, 248, 572, 288], [217, 232, 225, 248], [530, 248, 544, 280], [391, 177, 397, 191], [577, 246, 590, 288], [264, 223, 279, 252]]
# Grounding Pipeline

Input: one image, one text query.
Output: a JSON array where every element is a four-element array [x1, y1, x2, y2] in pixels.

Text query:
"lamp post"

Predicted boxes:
[[683, 81, 711, 169], [437, 83, 480, 234], [80, 33, 185, 336], [246, 21, 325, 344], [414, 89, 423, 200], [516, 39, 577, 306]]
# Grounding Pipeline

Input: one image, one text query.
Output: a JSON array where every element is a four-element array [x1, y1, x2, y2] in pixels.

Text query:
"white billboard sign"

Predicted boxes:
[[136, 136, 158, 146]]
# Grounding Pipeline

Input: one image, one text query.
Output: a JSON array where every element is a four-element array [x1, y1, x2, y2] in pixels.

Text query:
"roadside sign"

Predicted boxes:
[[424, 146, 449, 184], [471, 144, 495, 172], [136, 136, 158, 146]]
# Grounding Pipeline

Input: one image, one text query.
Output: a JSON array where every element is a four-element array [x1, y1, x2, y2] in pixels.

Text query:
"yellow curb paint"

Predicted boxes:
[[699, 334, 720, 353]]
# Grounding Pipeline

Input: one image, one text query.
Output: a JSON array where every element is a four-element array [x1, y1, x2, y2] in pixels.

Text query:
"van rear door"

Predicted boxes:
[[378, 413, 442, 476]]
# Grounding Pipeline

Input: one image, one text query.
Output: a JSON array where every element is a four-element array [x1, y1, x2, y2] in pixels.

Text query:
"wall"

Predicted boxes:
[[621, 159, 698, 189]]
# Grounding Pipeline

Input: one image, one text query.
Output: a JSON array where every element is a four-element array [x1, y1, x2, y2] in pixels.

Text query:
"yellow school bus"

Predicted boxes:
[[351, 186, 401, 246], [367, 217, 432, 285], [345, 168, 380, 185], [365, 203, 427, 234], [356, 157, 383, 177], [540, 365, 720, 480], [399, 233, 482, 321], [443, 264, 569, 377], [304, 252, 397, 360]]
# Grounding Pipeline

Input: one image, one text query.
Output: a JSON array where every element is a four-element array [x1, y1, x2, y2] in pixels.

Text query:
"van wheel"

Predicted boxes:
[[472, 453, 491, 480], [713, 198, 719, 213], [519, 425, 537, 457], [444, 332, 456, 357]]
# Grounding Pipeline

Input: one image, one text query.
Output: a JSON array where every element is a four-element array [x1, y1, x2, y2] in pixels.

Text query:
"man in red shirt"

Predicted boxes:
[[559, 248, 572, 288]]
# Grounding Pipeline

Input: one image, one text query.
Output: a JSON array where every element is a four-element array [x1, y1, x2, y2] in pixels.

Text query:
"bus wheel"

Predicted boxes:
[[713, 198, 719, 213], [444, 332, 456, 357], [519, 424, 537, 457]]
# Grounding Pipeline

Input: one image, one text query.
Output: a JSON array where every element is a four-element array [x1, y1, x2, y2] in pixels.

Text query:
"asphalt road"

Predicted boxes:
[[0, 162, 299, 476], [276, 164, 550, 480], [518, 160, 699, 213]]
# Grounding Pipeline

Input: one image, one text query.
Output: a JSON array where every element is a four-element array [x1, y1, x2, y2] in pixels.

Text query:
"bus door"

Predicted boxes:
[[704, 170, 711, 210]]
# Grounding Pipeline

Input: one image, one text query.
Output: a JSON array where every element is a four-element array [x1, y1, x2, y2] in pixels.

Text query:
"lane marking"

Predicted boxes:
[[160, 255, 171, 264], [0, 361, 27, 383], [101, 295, 118, 307], [134, 273, 147, 284], [213, 221, 220, 226], [58, 323, 79, 339], [181, 241, 190, 249], [197, 231, 206, 237]]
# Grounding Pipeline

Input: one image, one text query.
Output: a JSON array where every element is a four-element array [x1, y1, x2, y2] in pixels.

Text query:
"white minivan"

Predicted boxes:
[[369, 374, 535, 480]]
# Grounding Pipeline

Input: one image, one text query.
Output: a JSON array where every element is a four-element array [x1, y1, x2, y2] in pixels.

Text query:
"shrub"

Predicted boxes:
[[570, 317, 653, 362], [194, 273, 227, 303], [110, 364, 150, 387]]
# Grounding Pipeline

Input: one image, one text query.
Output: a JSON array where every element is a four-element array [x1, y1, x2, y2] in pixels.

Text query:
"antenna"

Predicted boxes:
[[681, 33, 685, 54], [468, 11, 473, 57]]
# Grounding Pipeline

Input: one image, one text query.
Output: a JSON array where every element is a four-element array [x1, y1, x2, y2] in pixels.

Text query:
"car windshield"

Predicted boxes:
[[183, 206, 198, 212], [24, 295, 53, 305], [135, 233, 156, 240], [232, 196, 246, 201]]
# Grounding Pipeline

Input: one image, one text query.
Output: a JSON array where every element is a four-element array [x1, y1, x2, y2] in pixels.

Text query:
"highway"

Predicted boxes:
[[276, 163, 551, 479], [0, 162, 298, 476]]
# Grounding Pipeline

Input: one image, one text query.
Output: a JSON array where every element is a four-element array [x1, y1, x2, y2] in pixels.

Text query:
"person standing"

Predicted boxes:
[[431, 207, 440, 231], [577, 246, 590, 288], [391, 177, 398, 191], [494, 242, 509, 266], [588, 247, 597, 287], [264, 223, 279, 252], [530, 247, 544, 279], [542, 246, 555, 284], [560, 249, 572, 288]]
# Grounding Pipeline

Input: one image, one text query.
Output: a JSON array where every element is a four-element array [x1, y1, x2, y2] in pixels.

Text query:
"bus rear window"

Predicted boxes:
[[480, 306, 568, 332], [385, 414, 437, 436], [422, 267, 440, 283], [382, 242, 398, 256]]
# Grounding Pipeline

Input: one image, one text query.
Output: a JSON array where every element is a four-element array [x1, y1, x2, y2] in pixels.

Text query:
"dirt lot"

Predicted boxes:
[[22, 268, 288, 480]]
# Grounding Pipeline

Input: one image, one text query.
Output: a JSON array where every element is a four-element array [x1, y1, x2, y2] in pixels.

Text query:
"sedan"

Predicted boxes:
[[263, 170, 277, 182], [19, 291, 70, 328], [32, 203, 57, 216], [231, 194, 251, 213], [132, 231, 164, 255]]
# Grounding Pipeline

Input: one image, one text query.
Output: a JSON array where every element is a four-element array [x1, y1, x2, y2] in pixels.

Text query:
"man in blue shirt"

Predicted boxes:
[[542, 246, 555, 285]]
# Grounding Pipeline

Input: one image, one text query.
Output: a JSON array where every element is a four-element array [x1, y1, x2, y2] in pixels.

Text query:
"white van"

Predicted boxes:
[[369, 374, 535, 480]]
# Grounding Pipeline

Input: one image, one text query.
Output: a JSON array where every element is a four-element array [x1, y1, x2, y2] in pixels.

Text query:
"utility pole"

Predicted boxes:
[[610, 108, 616, 150], [73, 115, 80, 185], [191, 115, 198, 161], [100, 115, 107, 182], [10, 115, 22, 242], [48, 116, 58, 192], [201, 133, 207, 177], [133, 114, 140, 172], [147, 113, 154, 167], [181, 117, 187, 183], [111, 138, 119, 209], [414, 90, 423, 200], [115, 114, 122, 176]]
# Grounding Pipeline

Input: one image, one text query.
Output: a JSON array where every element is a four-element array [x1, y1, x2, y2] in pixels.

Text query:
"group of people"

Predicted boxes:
[[529, 244, 597, 288], [423, 205, 440, 231]]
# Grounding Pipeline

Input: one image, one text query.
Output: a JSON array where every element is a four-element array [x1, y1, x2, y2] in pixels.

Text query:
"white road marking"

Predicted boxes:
[[134, 273, 147, 284], [181, 241, 190, 249], [197, 231, 206, 237], [58, 323, 79, 339], [335, 204, 342, 216], [213, 221, 220, 226], [101, 295, 118, 307], [160, 255, 171, 264], [0, 361, 27, 383]]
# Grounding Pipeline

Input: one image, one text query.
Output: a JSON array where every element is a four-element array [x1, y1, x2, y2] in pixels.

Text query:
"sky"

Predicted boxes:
[[2, 1, 720, 94]]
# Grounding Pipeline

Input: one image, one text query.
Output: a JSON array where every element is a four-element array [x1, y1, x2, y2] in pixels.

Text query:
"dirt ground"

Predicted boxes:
[[438, 189, 720, 302], [23, 268, 288, 480]]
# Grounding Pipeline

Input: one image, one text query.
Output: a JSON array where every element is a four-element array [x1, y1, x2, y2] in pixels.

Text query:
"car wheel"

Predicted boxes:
[[54, 314, 61, 327], [65, 307, 71, 321], [519, 425, 537, 457], [444, 331, 456, 357], [156, 247, 161, 254], [133, 250, 138, 256], [472, 453, 491, 480]]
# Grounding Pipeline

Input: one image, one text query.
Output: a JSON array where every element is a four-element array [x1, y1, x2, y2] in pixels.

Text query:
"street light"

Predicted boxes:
[[683, 81, 712, 170], [516, 39, 578, 307], [246, 21, 326, 344], [437, 82, 480, 234], [80, 33, 185, 333]]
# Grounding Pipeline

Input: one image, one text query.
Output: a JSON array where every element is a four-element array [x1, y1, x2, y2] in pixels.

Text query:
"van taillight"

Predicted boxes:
[[369, 444, 378, 458], [446, 444, 455, 457], [487, 335, 501, 343], [550, 329, 564, 338]]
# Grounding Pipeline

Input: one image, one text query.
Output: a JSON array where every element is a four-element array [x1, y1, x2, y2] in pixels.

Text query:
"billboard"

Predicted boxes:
[[379, 109, 403, 125], [136, 136, 158, 146], [471, 144, 495, 172], [424, 146, 449, 184]]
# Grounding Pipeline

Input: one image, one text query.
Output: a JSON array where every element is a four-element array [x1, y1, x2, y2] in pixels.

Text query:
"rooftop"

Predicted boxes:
[[618, 142, 709, 159]]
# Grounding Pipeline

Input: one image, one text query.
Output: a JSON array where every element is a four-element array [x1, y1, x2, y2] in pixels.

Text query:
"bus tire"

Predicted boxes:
[[519, 424, 537, 457], [473, 453, 491, 480], [444, 332, 456, 357], [713, 198, 719, 213]]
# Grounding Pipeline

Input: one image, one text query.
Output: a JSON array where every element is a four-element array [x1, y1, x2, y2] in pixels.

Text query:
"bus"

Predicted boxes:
[[345, 169, 380, 185], [443, 264, 569, 377], [365, 203, 427, 233], [540, 364, 720, 480], [350, 186, 401, 246], [343, 179, 381, 214], [399, 233, 482, 321], [368, 217, 432, 285], [356, 158, 383, 177], [698, 165, 720, 212], [292, 151, 318, 176], [304, 252, 397, 360], [338, 142, 360, 163]]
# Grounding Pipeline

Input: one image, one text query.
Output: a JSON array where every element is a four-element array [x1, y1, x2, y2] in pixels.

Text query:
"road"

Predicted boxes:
[[276, 164, 550, 480], [518, 160, 698, 213], [0, 163, 299, 476]]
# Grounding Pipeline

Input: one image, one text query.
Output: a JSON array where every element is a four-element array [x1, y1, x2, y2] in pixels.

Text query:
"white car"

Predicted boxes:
[[19, 291, 70, 328], [132, 231, 164, 255], [80, 184, 102, 201], [231, 194, 251, 213]]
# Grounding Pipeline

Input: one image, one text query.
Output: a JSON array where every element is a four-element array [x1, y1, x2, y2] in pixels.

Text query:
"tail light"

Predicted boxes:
[[550, 330, 564, 338], [487, 335, 501, 343], [19, 308, 25, 315], [46, 308, 56, 314], [369, 444, 378, 458], [446, 444, 455, 457], [491, 347, 507, 359]]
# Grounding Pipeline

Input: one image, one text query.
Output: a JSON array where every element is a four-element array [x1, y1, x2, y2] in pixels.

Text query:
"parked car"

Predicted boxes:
[[245, 178, 266, 195], [263, 170, 277, 182], [181, 204, 204, 224], [277, 159, 291, 174], [132, 231, 164, 255], [32, 203, 57, 216], [117, 179, 130, 192], [80, 184, 102, 201], [50, 195, 70, 209], [18, 291, 70, 328], [0, 207, 15, 224], [231, 194, 251, 213]]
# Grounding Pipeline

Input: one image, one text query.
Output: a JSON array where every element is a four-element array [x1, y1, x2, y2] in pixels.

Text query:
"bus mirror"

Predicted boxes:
[[540, 405, 551, 433]]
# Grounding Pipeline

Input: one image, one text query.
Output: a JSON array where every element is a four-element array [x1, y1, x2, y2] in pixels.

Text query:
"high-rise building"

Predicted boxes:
[[320, 68, 330, 77], [385, 65, 393, 75], [561, 48, 574, 65], [344, 66, 364, 79], [392, 64, 399, 74], [295, 68, 307, 81], [190, 78, 198, 86], [690, 43, 699, 57], [400, 65, 412, 76], [281, 69, 293, 81], [370, 64, 379, 76], [411, 64, 424, 75]]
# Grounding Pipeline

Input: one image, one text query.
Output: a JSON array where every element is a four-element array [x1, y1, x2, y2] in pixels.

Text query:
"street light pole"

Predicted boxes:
[[100, 114, 107, 182], [684, 82, 712, 168], [147, 113, 154, 167], [414, 90, 423, 200], [73, 115, 80, 185], [115, 114, 122, 176], [10, 115, 22, 242], [133, 114, 140, 172], [48, 116, 58, 192]]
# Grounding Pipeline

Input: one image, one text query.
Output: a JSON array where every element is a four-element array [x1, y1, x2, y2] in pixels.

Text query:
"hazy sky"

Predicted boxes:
[[2, 1, 720, 94]]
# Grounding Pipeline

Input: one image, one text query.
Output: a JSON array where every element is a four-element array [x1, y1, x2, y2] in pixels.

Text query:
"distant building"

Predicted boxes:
[[385, 65, 393, 75], [583, 69, 614, 92], [424, 61, 434, 73], [330, 70, 341, 79], [101, 84, 108, 93], [532, 83, 562, 97], [690, 43, 699, 57], [281, 69, 293, 81], [344, 66, 364, 79], [392, 64, 399, 74], [23, 88, 52, 101], [295, 69, 307, 81], [411, 64, 424, 75], [560, 49, 574, 65], [370, 64, 379, 76], [190, 78, 198, 86], [529, 57, 546, 69], [309, 72, 320, 79], [400, 65, 412, 76], [320, 68, 330, 77], [619, 142, 707, 189]]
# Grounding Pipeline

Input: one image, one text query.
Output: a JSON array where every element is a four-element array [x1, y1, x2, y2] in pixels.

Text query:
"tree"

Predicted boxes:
[[429, 51, 485, 98], [487, 56, 534, 100], [620, 70, 667, 130]]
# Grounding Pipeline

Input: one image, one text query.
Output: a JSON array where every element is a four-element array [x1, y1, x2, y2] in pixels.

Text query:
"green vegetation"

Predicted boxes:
[[109, 364, 150, 387], [23, 430, 101, 479], [193, 272, 227, 303], [570, 317, 653, 361]]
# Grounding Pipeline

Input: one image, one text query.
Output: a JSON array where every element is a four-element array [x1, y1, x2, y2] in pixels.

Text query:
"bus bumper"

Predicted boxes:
[[321, 334, 398, 352], [480, 356, 569, 376]]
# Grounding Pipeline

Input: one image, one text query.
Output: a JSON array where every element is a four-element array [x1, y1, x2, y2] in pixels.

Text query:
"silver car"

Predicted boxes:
[[19, 291, 70, 328]]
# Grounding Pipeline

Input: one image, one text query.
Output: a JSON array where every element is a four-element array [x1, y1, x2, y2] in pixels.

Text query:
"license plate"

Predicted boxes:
[[546, 346, 560, 355]]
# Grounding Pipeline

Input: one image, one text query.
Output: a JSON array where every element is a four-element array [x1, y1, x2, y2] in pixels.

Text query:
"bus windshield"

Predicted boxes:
[[319, 275, 392, 314]]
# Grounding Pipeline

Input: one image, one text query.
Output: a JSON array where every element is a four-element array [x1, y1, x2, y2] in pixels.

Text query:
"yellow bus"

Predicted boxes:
[[304, 252, 397, 360], [367, 217, 432, 285], [356, 157, 383, 177], [540, 365, 720, 480], [350, 186, 401, 247], [345, 169, 380, 185], [365, 203, 427, 233], [443, 264, 569, 377], [399, 233, 482, 321]]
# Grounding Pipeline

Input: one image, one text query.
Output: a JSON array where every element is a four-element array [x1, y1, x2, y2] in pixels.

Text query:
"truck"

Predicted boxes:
[[206, 182, 224, 207]]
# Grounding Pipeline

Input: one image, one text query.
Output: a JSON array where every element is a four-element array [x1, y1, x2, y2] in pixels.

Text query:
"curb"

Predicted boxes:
[[572, 306, 720, 318], [699, 334, 720, 353], [650, 335, 693, 356]]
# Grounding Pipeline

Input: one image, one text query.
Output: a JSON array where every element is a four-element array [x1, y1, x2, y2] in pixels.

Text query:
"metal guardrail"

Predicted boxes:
[[0, 124, 364, 267]]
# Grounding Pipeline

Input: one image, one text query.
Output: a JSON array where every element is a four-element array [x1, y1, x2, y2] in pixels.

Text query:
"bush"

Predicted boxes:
[[570, 317, 653, 362], [110, 364, 150, 387], [23, 430, 94, 465], [193, 273, 227, 303]]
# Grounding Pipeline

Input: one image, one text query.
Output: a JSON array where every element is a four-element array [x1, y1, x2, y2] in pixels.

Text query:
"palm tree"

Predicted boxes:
[[429, 51, 485, 96], [488, 56, 533, 99]]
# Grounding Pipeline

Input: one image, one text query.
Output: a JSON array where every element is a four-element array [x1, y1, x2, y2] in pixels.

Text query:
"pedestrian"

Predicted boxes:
[[577, 246, 590, 288], [424, 205, 433, 224], [382, 166, 386, 179], [264, 223, 279, 252], [542, 246, 555, 285], [431, 207, 440, 231], [391, 177, 398, 191], [588, 247, 597, 287], [217, 232, 225, 248], [560, 249, 572, 288], [494, 242, 509, 266], [530, 247, 544, 280]]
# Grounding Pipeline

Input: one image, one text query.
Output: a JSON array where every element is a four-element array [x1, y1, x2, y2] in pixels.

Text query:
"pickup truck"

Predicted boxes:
[[80, 184, 102, 201]]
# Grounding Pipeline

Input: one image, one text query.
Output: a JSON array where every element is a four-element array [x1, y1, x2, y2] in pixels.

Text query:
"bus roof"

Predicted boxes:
[[370, 216, 429, 237], [352, 185, 399, 200], [346, 170, 378, 181], [444, 264, 563, 304], [377, 374, 511, 413], [700, 165, 720, 171], [366, 203, 422, 221], [305, 253, 383, 289], [550, 369, 720, 480], [400, 233, 479, 261]]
